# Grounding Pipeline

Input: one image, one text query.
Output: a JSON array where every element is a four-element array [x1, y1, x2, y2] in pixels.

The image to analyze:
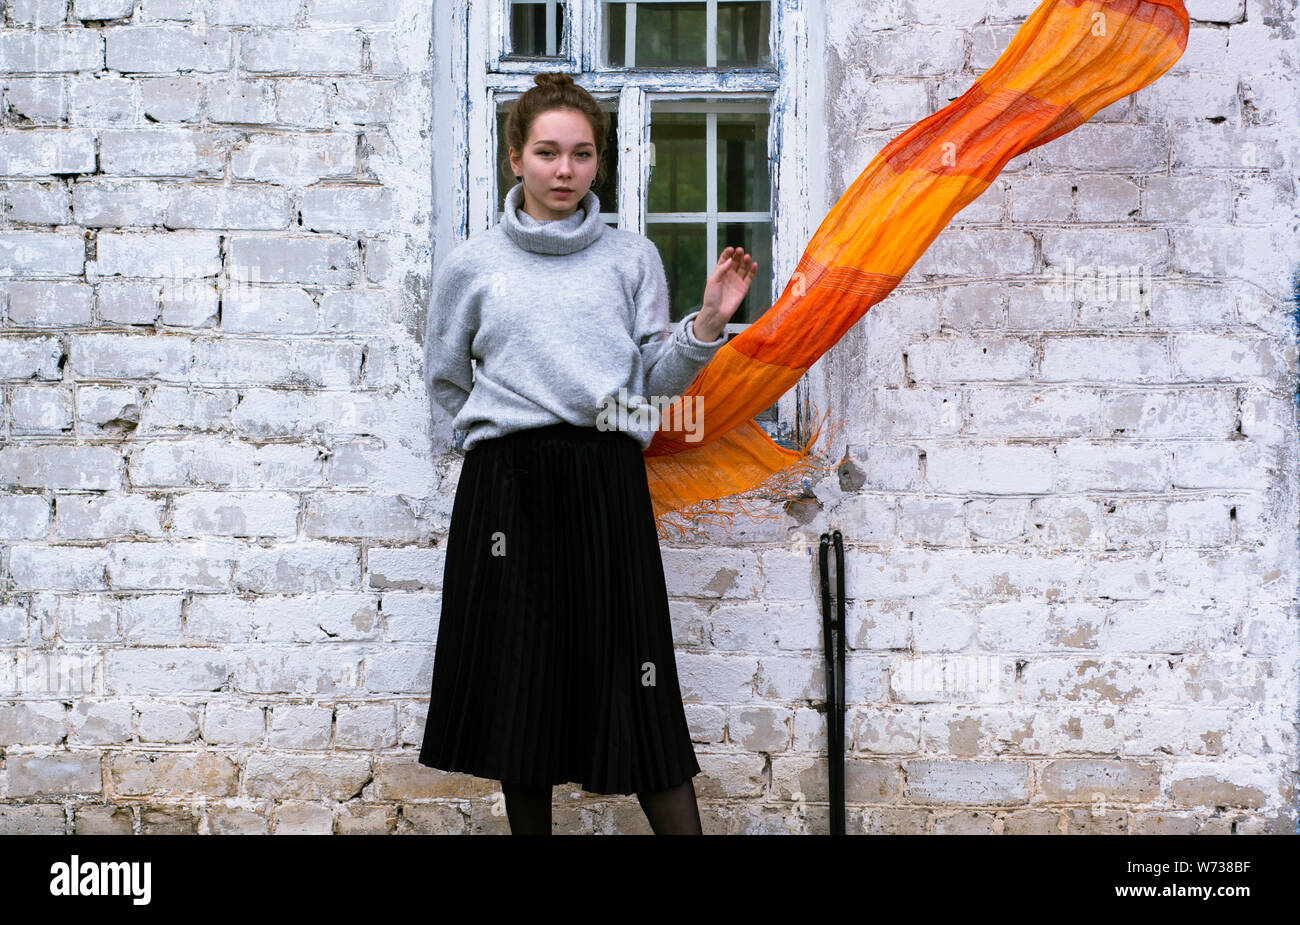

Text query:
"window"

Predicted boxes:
[[445, 0, 814, 448]]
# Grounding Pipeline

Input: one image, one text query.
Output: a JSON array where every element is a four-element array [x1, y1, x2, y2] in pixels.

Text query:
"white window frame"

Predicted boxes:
[[435, 0, 821, 449]]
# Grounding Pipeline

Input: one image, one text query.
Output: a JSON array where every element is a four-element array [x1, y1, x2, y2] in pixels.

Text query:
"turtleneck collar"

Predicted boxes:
[[500, 181, 605, 256]]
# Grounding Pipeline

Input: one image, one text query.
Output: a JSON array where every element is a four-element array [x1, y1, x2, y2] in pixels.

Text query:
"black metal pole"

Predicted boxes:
[[832, 530, 846, 834], [819, 533, 844, 834]]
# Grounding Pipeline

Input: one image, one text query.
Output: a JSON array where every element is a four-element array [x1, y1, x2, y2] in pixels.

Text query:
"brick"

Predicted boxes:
[[0, 231, 85, 275], [274, 79, 331, 128], [302, 494, 421, 541], [232, 541, 361, 593], [924, 444, 1057, 494], [0, 30, 104, 73], [1098, 388, 1237, 439], [1039, 335, 1169, 383], [1073, 175, 1140, 222], [1172, 123, 1286, 170], [1, 179, 71, 223], [138, 702, 201, 742], [1038, 758, 1161, 801], [6, 752, 103, 796], [54, 494, 165, 540], [903, 759, 1030, 804], [1134, 70, 1239, 122], [240, 29, 364, 74], [69, 74, 138, 123], [69, 333, 192, 381], [203, 702, 266, 745], [1035, 124, 1169, 171], [1143, 174, 1234, 222], [109, 751, 238, 795], [105, 26, 234, 73], [1185, 0, 1245, 23], [0, 700, 65, 743], [74, 0, 136, 18], [335, 702, 397, 748], [3, 280, 94, 326], [0, 494, 51, 539], [226, 236, 359, 286], [77, 384, 141, 431], [72, 180, 170, 227], [164, 184, 292, 229], [0, 445, 122, 489], [1009, 175, 1075, 222], [318, 290, 389, 332], [969, 386, 1103, 438], [709, 600, 820, 652], [206, 803, 271, 834], [305, 0, 401, 25], [300, 185, 394, 232], [139, 75, 202, 121], [191, 338, 362, 388], [206, 0, 299, 26], [11, 385, 74, 432], [91, 230, 222, 277], [99, 129, 227, 177], [106, 540, 242, 591], [856, 27, 966, 77], [0, 335, 65, 379], [136, 386, 237, 431], [1042, 228, 1168, 269], [268, 704, 333, 748], [5, 0, 72, 26], [104, 644, 232, 693], [0, 127, 96, 176], [229, 132, 356, 184], [913, 229, 1036, 276], [206, 78, 277, 123], [170, 490, 299, 537]]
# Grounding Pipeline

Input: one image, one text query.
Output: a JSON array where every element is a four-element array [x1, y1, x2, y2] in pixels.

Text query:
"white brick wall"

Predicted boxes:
[[0, 0, 1295, 835], [818, 0, 1300, 836]]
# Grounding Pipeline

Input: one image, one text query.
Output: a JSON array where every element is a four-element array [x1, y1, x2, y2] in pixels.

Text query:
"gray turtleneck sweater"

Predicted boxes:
[[424, 181, 729, 451]]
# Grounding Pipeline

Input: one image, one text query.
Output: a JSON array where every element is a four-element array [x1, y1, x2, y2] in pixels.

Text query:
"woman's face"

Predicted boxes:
[[509, 108, 600, 222]]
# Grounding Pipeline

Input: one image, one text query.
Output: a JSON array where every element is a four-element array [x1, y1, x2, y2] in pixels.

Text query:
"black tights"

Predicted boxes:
[[500, 777, 703, 835]]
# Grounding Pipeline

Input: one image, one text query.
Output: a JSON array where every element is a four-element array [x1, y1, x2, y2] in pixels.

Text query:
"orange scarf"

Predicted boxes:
[[643, 0, 1189, 540]]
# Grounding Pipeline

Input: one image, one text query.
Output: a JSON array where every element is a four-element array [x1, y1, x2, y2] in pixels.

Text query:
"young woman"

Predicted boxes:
[[417, 72, 758, 835]]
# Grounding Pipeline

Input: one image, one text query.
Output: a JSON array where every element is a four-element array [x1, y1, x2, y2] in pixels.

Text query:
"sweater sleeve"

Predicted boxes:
[[634, 238, 728, 403], [424, 246, 477, 421]]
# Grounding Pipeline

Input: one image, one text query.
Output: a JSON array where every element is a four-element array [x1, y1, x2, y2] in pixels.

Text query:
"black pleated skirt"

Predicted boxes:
[[417, 421, 701, 795]]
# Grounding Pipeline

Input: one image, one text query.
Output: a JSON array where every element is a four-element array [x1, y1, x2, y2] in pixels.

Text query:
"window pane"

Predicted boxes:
[[717, 0, 771, 67], [648, 112, 707, 214], [603, 1, 771, 68], [495, 99, 620, 218], [510, 0, 567, 58], [716, 110, 769, 213], [646, 221, 707, 323], [647, 219, 771, 326], [647, 102, 773, 328]]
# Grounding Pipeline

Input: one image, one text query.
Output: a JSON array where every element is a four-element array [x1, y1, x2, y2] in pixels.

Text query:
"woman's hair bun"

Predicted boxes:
[[534, 72, 576, 88]]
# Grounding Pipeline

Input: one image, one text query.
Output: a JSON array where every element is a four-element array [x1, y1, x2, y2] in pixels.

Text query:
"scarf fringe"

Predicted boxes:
[[652, 407, 850, 542]]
